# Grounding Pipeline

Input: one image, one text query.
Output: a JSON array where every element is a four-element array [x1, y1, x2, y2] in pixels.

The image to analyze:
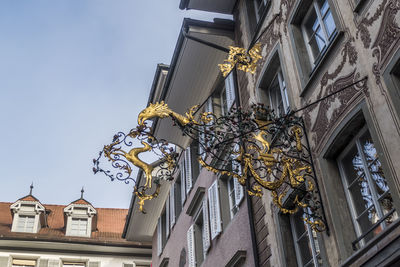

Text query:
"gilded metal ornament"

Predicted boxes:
[[94, 102, 327, 231], [218, 43, 263, 77]]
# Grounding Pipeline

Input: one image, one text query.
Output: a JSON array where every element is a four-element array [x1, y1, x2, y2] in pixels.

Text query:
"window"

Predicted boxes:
[[157, 209, 167, 256], [337, 126, 398, 248], [246, 0, 270, 36], [10, 201, 45, 234], [16, 215, 35, 233], [301, 0, 336, 66], [289, 0, 340, 86], [258, 52, 290, 117], [63, 262, 86, 267], [64, 203, 96, 237], [70, 218, 88, 236], [290, 209, 323, 267], [266, 68, 289, 117], [12, 259, 36, 267], [187, 198, 211, 267]]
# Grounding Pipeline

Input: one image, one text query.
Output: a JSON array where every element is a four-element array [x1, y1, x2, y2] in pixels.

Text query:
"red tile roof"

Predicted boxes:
[[71, 198, 92, 205], [0, 202, 147, 247], [18, 195, 40, 202]]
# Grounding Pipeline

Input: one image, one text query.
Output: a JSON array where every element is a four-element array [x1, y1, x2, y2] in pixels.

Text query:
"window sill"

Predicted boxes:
[[299, 30, 345, 97], [341, 218, 400, 267]]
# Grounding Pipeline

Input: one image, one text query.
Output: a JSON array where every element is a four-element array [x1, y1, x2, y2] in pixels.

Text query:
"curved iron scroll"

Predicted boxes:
[[93, 102, 327, 231]]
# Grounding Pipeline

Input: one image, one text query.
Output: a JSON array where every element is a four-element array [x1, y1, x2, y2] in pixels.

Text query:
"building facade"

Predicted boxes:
[[0, 190, 151, 267], [124, 0, 400, 266]]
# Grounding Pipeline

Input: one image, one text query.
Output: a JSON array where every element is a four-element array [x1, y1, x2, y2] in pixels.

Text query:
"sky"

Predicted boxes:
[[0, 1, 231, 208]]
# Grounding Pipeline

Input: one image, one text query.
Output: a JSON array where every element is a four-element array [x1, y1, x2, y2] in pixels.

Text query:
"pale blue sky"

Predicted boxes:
[[0, 1, 231, 208]]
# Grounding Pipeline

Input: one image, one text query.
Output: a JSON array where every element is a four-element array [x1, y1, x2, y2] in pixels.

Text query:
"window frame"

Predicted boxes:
[[319, 103, 400, 258], [289, 209, 322, 267], [300, 0, 337, 67], [288, 0, 343, 91], [336, 125, 397, 247]]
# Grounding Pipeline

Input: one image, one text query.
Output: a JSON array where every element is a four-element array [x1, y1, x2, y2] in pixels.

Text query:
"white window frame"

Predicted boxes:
[[301, 0, 337, 66], [12, 259, 37, 267], [70, 218, 88, 236], [10, 201, 45, 234], [337, 125, 397, 246], [64, 204, 96, 238]]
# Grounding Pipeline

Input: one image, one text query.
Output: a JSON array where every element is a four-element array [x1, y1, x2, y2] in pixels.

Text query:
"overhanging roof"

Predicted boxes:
[[153, 18, 234, 148], [123, 18, 234, 242], [123, 170, 171, 243], [179, 0, 237, 14]]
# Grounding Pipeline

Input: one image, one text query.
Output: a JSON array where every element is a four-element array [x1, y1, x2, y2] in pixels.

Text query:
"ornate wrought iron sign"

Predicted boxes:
[[93, 102, 327, 231]]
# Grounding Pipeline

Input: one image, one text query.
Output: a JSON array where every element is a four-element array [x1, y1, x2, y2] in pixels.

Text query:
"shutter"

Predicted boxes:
[[39, 259, 48, 267], [170, 186, 176, 227], [48, 259, 60, 267], [225, 72, 236, 111], [166, 196, 170, 238], [187, 225, 196, 267], [157, 217, 162, 256], [208, 180, 222, 239], [185, 147, 193, 193], [180, 157, 186, 204], [202, 198, 211, 254], [233, 178, 244, 206], [123, 264, 134, 267], [88, 262, 101, 267]]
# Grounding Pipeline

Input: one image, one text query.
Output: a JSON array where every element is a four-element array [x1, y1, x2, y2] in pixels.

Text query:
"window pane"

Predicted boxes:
[[318, 0, 329, 16], [348, 176, 374, 215], [297, 235, 313, 265], [341, 145, 364, 185], [356, 206, 380, 242], [323, 10, 336, 38]]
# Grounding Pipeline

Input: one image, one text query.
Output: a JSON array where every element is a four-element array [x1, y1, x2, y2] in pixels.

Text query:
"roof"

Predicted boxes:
[[18, 195, 40, 202], [70, 198, 92, 206], [0, 202, 148, 247], [179, 0, 237, 14]]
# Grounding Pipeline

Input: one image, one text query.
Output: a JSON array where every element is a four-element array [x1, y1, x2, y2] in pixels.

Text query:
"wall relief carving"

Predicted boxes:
[[371, 0, 400, 84], [304, 70, 368, 151]]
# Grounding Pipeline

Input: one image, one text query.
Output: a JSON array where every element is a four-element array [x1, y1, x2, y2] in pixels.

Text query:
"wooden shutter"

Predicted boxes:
[[208, 180, 222, 239], [88, 262, 100, 267], [170, 186, 176, 228], [157, 217, 162, 256], [202, 198, 211, 254], [180, 157, 186, 204], [225, 72, 236, 111], [38, 259, 48, 267], [185, 147, 193, 193], [166, 196, 170, 238], [48, 259, 60, 267], [187, 225, 196, 267]]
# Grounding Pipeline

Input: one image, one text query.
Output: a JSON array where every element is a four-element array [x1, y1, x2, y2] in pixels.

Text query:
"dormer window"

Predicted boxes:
[[64, 200, 96, 238], [10, 196, 46, 234]]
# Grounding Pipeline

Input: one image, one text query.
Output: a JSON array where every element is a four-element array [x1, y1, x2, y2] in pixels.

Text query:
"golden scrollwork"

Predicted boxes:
[[98, 101, 326, 230], [218, 43, 263, 77]]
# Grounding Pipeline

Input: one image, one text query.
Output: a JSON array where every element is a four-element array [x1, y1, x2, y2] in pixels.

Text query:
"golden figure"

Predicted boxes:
[[218, 43, 263, 77]]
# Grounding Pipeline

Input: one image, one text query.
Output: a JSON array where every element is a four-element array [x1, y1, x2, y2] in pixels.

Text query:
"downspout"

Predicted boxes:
[[232, 68, 260, 267]]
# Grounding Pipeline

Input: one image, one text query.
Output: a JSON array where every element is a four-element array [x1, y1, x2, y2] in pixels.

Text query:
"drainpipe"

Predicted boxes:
[[232, 67, 260, 267]]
